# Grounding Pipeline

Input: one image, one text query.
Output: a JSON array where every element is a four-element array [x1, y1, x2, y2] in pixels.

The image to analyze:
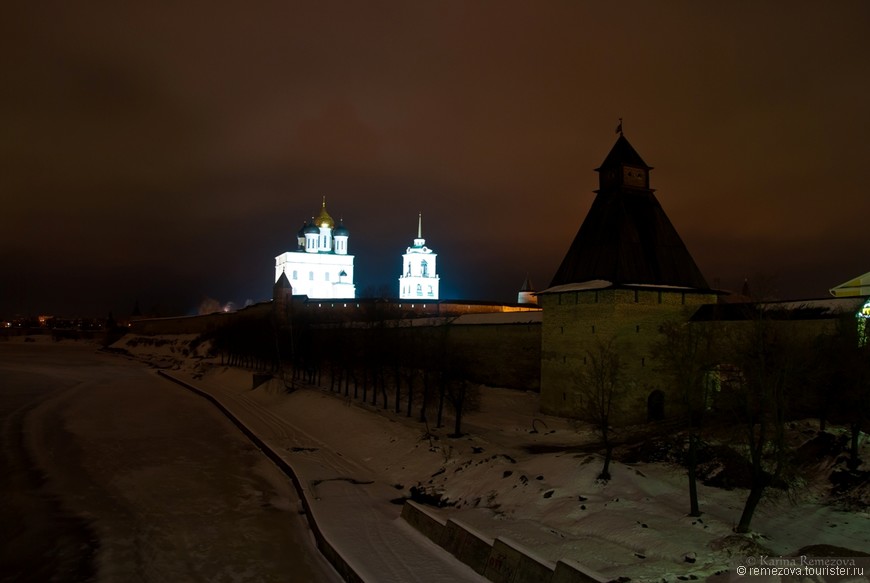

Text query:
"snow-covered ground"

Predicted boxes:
[[112, 334, 870, 582]]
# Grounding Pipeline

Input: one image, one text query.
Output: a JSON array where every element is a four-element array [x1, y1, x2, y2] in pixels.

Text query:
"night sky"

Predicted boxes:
[[4, 2, 870, 318]]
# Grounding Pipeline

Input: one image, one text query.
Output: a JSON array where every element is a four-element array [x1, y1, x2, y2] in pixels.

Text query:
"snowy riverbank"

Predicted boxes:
[[111, 334, 870, 582]]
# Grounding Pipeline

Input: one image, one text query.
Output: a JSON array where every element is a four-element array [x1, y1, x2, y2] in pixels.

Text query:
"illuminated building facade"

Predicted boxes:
[[399, 214, 439, 300], [275, 198, 355, 299]]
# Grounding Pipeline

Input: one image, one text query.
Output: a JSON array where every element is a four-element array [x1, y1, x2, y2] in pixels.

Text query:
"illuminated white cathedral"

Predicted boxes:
[[399, 214, 439, 300], [275, 198, 356, 299]]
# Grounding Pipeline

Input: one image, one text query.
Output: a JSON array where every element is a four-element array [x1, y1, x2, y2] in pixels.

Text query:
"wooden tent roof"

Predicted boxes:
[[549, 135, 710, 291]]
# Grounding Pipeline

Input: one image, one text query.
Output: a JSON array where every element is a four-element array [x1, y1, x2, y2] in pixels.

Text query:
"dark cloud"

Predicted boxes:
[[3, 1, 870, 317]]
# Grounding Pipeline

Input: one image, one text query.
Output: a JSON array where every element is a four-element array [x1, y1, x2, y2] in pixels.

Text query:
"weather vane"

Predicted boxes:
[[616, 118, 623, 135]]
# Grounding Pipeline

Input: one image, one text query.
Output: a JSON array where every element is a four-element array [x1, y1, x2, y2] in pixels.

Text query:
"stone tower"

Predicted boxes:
[[538, 133, 716, 423]]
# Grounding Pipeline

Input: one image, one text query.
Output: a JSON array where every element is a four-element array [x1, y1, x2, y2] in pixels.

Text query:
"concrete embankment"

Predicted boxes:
[[401, 501, 607, 583]]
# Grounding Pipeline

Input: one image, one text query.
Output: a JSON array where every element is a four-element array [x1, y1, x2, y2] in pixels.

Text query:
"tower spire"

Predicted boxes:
[[400, 212, 439, 300]]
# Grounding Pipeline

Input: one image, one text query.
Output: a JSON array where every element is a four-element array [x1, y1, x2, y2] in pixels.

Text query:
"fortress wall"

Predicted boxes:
[[130, 302, 273, 335], [445, 322, 541, 391], [539, 289, 716, 423], [130, 302, 542, 392]]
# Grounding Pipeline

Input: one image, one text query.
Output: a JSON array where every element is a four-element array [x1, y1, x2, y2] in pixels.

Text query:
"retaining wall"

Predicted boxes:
[[401, 501, 607, 583]]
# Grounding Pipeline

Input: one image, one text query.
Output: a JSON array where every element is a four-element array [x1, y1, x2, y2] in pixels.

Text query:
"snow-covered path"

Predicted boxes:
[[166, 369, 489, 583]]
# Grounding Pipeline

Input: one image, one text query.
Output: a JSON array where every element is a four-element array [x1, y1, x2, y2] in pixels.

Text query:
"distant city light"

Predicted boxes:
[[857, 298, 870, 347]]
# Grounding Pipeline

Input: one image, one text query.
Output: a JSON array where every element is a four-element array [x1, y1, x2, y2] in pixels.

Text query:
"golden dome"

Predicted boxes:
[[315, 197, 335, 229]]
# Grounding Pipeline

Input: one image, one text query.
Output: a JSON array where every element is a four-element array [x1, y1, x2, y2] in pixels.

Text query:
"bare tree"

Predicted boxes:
[[445, 376, 480, 438], [723, 310, 804, 533], [654, 318, 717, 517], [576, 339, 623, 481]]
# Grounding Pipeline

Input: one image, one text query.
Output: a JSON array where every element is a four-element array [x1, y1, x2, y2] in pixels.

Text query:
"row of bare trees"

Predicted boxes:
[[314, 315, 478, 437], [575, 309, 870, 533], [209, 307, 479, 437]]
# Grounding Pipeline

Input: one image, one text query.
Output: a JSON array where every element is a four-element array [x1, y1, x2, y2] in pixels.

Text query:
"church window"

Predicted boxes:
[[292, 270, 298, 280], [416, 284, 422, 296], [309, 271, 314, 281], [325, 272, 330, 281], [427, 285, 433, 296], [421, 260, 428, 277]]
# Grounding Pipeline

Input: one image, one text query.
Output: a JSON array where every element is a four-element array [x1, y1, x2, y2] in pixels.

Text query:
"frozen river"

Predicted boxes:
[[0, 340, 340, 582]]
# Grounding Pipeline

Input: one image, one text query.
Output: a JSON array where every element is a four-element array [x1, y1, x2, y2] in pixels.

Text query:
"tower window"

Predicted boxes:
[[325, 272, 330, 281], [292, 270, 298, 280], [416, 284, 422, 296], [309, 271, 314, 281]]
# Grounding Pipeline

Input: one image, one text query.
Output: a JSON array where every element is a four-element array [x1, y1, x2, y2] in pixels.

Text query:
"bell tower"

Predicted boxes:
[[399, 213, 440, 300]]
